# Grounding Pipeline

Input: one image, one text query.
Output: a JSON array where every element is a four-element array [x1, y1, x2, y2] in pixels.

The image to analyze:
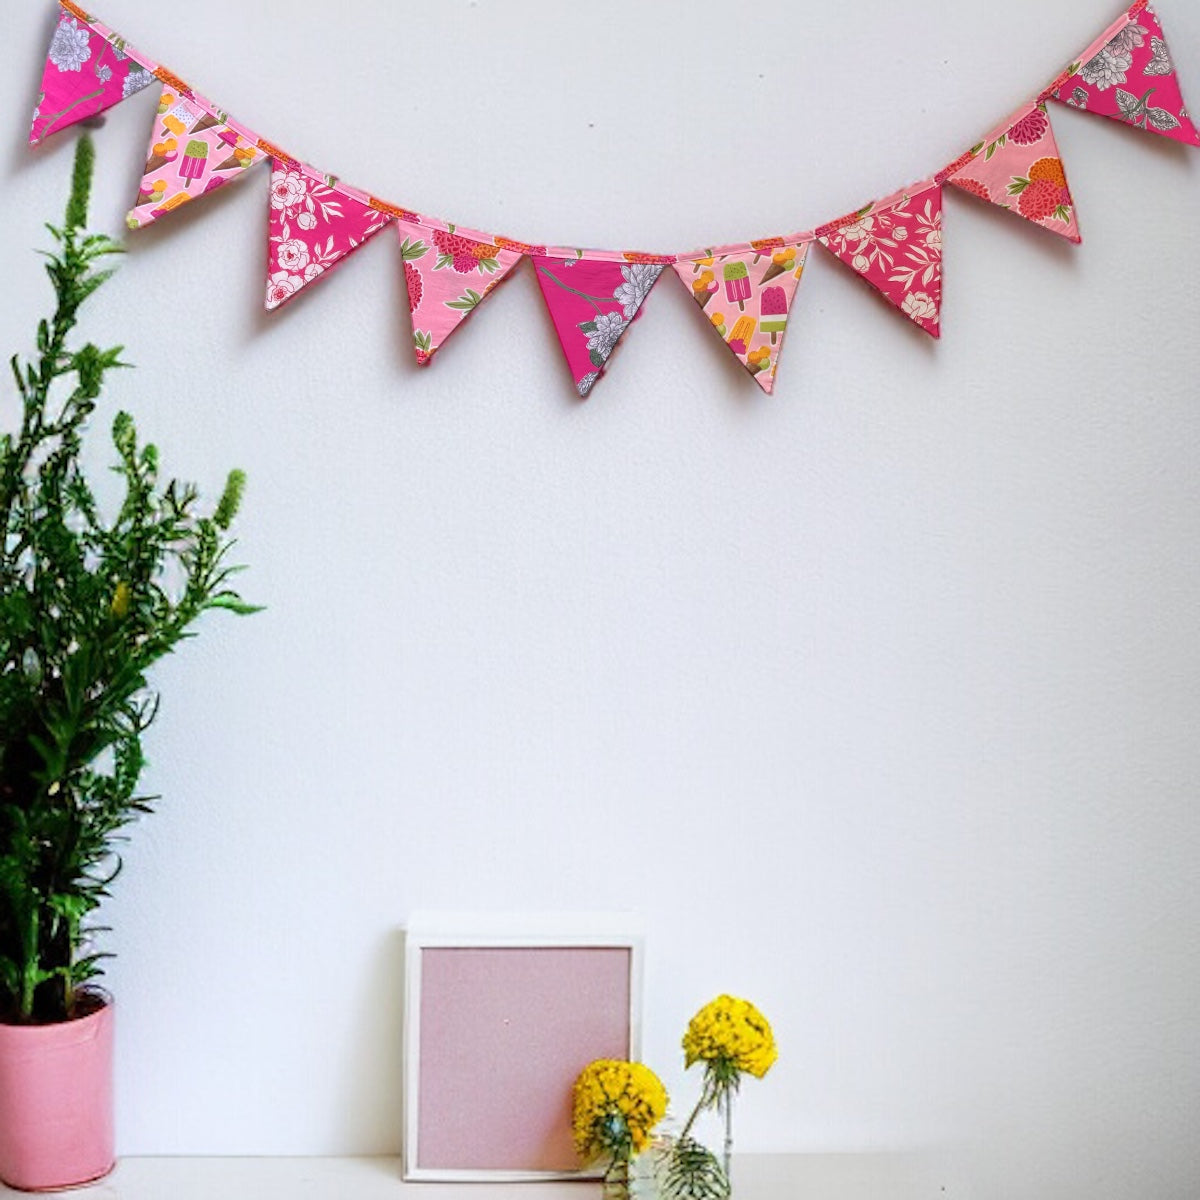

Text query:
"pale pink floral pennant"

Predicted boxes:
[[941, 102, 1082, 243], [531, 256, 666, 396], [265, 161, 394, 311], [397, 218, 528, 365], [817, 183, 944, 338], [126, 85, 266, 229], [30, 4, 156, 145], [672, 242, 810, 393], [1049, 1, 1200, 147]]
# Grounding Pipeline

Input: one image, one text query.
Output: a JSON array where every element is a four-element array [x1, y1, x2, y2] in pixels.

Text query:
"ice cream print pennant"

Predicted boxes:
[[396, 218, 528, 366], [126, 86, 266, 229], [817, 183, 944, 339], [266, 163, 394, 311], [942, 103, 1082, 243], [30, 4, 156, 145], [672, 242, 810, 393], [532, 257, 665, 397], [1050, 1, 1200, 147]]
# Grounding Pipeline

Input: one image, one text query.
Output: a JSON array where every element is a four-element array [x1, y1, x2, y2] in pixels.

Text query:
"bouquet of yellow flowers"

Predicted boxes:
[[662, 995, 777, 1200], [573, 1058, 668, 1199]]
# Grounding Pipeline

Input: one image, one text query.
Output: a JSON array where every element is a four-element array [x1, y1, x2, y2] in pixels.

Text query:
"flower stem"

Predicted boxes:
[[535, 266, 609, 313]]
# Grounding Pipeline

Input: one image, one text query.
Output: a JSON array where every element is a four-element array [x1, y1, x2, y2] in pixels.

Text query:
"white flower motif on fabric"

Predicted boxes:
[[96, 64, 112, 85], [901, 291, 938, 322], [612, 263, 662, 319], [275, 239, 310, 272], [270, 171, 307, 212], [585, 311, 627, 362], [1080, 45, 1133, 91], [303, 263, 324, 283], [296, 211, 317, 231], [266, 270, 303, 307], [1107, 22, 1147, 57], [123, 68, 153, 99], [839, 218, 874, 243], [576, 371, 600, 397], [49, 18, 92, 73]]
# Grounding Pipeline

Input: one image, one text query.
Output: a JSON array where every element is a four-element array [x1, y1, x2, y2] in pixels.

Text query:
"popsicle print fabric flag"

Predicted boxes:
[[817, 183, 944, 339], [1051, 1, 1199, 146], [942, 102, 1081, 243], [126, 86, 265, 229], [532, 257, 665, 396], [673, 242, 810, 392], [30, 5, 156, 144], [266, 163, 394, 310], [397, 218, 528, 365]]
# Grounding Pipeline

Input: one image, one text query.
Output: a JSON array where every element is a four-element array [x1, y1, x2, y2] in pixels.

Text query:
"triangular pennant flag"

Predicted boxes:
[[126, 86, 266, 229], [265, 163, 394, 310], [672, 242, 810, 393], [1050, 1, 1200, 147], [531, 255, 665, 396], [816, 183, 943, 338], [941, 102, 1082, 243], [397, 219, 528, 366], [30, 5, 157, 145]]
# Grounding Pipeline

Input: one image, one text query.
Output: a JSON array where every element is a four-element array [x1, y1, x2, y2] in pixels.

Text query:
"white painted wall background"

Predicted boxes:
[[2, 1, 1198, 1196]]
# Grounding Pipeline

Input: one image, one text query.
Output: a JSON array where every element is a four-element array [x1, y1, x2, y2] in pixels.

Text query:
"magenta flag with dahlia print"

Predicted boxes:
[[817, 183, 944, 339], [126, 86, 265, 229], [30, 4, 156, 145], [532, 257, 665, 396], [266, 162, 393, 310], [672, 242, 810, 393], [943, 102, 1081, 243], [397, 218, 527, 365], [1051, 1, 1199, 147]]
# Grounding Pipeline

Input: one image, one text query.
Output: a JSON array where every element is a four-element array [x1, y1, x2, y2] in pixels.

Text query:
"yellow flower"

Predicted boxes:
[[682, 994, 777, 1080], [572, 1058, 668, 1163], [110, 582, 132, 618]]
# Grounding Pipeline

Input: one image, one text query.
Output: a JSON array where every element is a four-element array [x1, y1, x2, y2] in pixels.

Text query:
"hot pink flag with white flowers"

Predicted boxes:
[[265, 161, 394, 311], [397, 218, 528, 366], [1050, 1, 1200, 146], [532, 257, 666, 396], [817, 183, 944, 339], [30, 4, 156, 145], [126, 86, 265, 229], [672, 243, 810, 393], [942, 102, 1082, 243]]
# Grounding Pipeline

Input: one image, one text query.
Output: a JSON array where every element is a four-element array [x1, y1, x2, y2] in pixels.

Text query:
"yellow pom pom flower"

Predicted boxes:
[[683, 994, 778, 1082], [572, 1058, 668, 1164]]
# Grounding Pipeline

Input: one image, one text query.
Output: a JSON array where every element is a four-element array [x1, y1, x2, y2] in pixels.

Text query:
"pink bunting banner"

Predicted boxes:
[[21, 0, 1200, 395]]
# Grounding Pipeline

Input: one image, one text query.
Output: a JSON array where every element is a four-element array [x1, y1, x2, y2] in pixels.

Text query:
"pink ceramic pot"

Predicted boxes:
[[0, 997, 114, 1192]]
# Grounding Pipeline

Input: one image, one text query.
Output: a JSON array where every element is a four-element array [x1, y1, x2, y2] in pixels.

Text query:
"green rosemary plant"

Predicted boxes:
[[0, 134, 258, 1024]]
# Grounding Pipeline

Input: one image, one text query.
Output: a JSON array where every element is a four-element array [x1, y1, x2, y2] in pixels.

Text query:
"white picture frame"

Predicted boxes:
[[402, 912, 644, 1182]]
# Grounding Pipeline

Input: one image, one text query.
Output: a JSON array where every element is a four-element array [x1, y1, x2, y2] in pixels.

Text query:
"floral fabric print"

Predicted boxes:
[[30, 8, 155, 144], [1052, 3, 1199, 146], [266, 162, 393, 310], [396, 218, 525, 365], [817, 184, 943, 338], [127, 86, 266, 229], [671, 243, 810, 393], [532, 257, 664, 396], [943, 103, 1081, 243]]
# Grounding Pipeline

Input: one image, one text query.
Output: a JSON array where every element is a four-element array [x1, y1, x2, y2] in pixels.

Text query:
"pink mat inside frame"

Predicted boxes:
[[415, 945, 633, 1172]]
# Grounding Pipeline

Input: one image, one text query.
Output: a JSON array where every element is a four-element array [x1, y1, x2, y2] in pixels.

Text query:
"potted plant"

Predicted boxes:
[[0, 133, 257, 1191]]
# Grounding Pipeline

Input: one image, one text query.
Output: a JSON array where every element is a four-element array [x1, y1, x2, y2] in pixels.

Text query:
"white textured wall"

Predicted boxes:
[[3, 1, 1198, 1196]]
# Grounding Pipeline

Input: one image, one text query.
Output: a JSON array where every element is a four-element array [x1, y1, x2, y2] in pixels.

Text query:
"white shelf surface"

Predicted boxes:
[[0, 1154, 955, 1199]]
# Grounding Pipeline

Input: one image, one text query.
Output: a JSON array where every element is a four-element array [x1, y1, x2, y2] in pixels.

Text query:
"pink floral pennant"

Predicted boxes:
[[126, 85, 266, 229], [1049, 1, 1200, 147], [817, 182, 944, 339], [672, 242, 810, 393], [532, 256, 666, 396], [30, 4, 157, 145], [397, 218, 528, 365], [266, 162, 394, 310], [941, 102, 1082, 243]]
